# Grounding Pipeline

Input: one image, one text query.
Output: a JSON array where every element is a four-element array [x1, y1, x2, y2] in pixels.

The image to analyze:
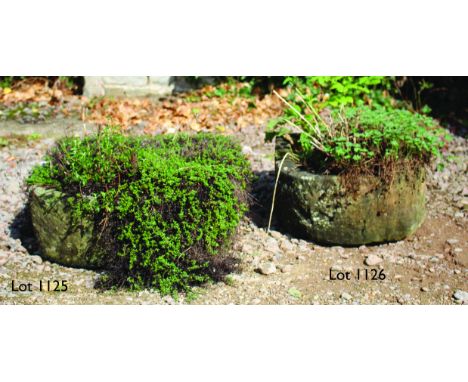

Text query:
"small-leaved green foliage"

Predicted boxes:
[[268, 101, 446, 173], [28, 128, 251, 295], [267, 77, 446, 174], [283, 76, 395, 109]]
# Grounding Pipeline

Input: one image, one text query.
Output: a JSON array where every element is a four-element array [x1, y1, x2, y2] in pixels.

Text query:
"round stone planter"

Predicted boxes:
[[29, 186, 104, 268], [274, 136, 427, 245]]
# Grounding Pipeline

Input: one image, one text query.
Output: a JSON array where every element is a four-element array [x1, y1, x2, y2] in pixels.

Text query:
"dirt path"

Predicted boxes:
[[0, 118, 466, 304]]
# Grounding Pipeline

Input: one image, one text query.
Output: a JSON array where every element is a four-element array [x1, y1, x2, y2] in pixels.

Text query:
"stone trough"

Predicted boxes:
[[29, 186, 103, 268], [274, 136, 427, 245]]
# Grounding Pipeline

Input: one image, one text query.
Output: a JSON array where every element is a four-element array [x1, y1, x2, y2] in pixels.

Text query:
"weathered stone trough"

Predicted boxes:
[[29, 186, 103, 268], [274, 136, 427, 245]]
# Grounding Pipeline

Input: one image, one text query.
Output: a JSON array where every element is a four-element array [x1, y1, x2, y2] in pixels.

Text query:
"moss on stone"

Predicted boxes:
[[275, 136, 427, 245]]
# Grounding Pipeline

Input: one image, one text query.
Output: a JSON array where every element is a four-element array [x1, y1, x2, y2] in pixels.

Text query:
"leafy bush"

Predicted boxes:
[[267, 89, 447, 177], [28, 128, 251, 295], [283, 76, 395, 109]]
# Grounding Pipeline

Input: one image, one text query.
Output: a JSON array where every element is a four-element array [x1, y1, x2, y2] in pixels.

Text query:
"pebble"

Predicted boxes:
[[341, 292, 352, 301], [453, 290, 468, 302], [271, 253, 282, 262], [0, 251, 9, 266], [264, 237, 280, 253], [241, 145, 253, 156], [332, 246, 345, 255], [279, 240, 294, 252], [421, 287, 429, 292], [4, 181, 20, 194], [279, 264, 292, 273], [30, 255, 43, 264], [256, 262, 277, 275], [446, 239, 459, 246], [358, 245, 369, 253], [365, 254, 383, 266], [269, 230, 282, 240], [241, 243, 254, 254]]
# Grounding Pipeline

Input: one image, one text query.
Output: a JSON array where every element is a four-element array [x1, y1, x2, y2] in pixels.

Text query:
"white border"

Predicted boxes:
[[1, 306, 467, 381], [1, 1, 467, 74]]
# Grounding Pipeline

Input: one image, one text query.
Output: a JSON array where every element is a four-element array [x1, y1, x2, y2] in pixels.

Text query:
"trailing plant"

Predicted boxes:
[[27, 128, 251, 296], [267, 89, 447, 180]]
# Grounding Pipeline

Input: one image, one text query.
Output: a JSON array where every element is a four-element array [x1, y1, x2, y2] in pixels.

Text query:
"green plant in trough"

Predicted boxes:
[[28, 128, 252, 296], [267, 88, 447, 180], [283, 76, 396, 109]]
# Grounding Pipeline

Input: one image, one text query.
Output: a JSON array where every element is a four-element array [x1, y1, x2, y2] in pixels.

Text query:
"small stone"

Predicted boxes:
[[453, 290, 468, 302], [0, 251, 9, 266], [364, 254, 383, 266], [241, 145, 253, 156], [446, 239, 459, 246], [264, 237, 280, 253], [453, 248, 463, 254], [269, 230, 282, 240], [454, 212, 464, 219], [332, 246, 345, 255], [279, 240, 294, 252], [458, 199, 468, 211], [421, 287, 429, 292], [271, 252, 282, 262], [256, 262, 277, 275], [341, 292, 352, 301], [5, 181, 20, 194], [358, 245, 369, 253], [279, 264, 292, 273], [30, 255, 43, 264], [394, 274, 403, 280], [241, 243, 254, 254]]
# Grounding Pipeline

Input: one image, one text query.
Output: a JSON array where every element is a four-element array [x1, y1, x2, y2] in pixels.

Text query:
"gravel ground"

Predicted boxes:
[[0, 118, 467, 304]]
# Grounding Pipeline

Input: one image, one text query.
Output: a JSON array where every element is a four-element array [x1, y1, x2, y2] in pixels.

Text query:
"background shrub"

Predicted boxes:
[[28, 129, 251, 295]]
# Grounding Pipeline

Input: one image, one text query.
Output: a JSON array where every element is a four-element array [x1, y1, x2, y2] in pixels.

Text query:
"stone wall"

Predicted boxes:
[[83, 76, 214, 98], [83, 76, 173, 98]]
